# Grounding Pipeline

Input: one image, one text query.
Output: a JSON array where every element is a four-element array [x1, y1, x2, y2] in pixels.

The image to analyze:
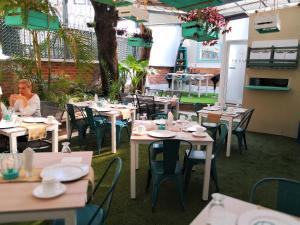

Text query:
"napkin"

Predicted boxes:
[[21, 122, 47, 141]]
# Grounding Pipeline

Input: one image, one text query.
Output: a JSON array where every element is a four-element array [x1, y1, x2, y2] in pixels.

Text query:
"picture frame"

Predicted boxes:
[[197, 42, 222, 63]]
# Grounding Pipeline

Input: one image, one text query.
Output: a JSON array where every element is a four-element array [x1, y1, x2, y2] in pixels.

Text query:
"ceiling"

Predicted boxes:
[[139, 0, 300, 18]]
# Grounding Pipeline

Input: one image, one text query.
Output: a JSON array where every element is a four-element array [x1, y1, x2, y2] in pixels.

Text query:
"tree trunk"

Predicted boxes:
[[91, 2, 119, 97]]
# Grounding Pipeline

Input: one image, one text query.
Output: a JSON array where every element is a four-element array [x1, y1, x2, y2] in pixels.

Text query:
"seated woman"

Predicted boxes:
[[9, 79, 41, 117]]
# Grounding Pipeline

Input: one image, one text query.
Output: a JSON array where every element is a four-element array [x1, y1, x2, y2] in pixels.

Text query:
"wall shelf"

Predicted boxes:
[[244, 85, 290, 91], [247, 46, 299, 68]]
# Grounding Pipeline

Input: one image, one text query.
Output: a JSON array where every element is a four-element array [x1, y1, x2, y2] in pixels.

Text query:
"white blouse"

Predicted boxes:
[[13, 94, 41, 117], [0, 102, 7, 115]]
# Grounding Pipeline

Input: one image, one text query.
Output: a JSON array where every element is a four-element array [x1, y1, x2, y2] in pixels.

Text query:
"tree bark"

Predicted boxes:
[[91, 2, 119, 97]]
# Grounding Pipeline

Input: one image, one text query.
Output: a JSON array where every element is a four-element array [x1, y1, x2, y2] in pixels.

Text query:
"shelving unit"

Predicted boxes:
[[174, 45, 187, 72], [247, 45, 299, 68]]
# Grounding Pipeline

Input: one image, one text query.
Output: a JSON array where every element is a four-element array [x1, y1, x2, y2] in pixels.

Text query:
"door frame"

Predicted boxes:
[[218, 39, 248, 105]]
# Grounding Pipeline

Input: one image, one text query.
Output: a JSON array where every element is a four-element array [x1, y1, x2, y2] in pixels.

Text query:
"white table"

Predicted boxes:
[[168, 73, 214, 97], [0, 120, 59, 153], [154, 96, 179, 117], [197, 107, 248, 157], [190, 194, 300, 224], [0, 152, 92, 225], [67, 101, 136, 154], [130, 120, 214, 201]]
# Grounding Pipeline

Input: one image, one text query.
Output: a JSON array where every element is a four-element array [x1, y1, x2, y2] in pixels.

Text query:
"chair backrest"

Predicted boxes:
[[249, 177, 300, 216], [88, 157, 123, 224], [213, 123, 228, 158], [207, 112, 222, 123], [236, 108, 255, 131], [194, 103, 204, 113], [148, 139, 192, 175], [147, 89, 163, 96], [65, 104, 78, 124], [136, 95, 155, 105], [84, 107, 106, 130], [119, 93, 135, 105], [41, 101, 64, 122], [149, 113, 168, 120]]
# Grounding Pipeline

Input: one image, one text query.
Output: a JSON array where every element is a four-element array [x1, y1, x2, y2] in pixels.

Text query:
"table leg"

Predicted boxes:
[[52, 125, 59, 153], [66, 112, 71, 140], [226, 118, 233, 157], [111, 115, 117, 154], [9, 134, 18, 153], [164, 103, 168, 113], [135, 143, 139, 170], [64, 210, 77, 225], [130, 141, 136, 199], [206, 77, 209, 96], [203, 142, 213, 201], [171, 76, 175, 93]]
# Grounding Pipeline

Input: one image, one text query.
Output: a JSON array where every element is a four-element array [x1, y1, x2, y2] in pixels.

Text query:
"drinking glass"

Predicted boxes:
[[61, 142, 71, 153], [207, 193, 225, 225]]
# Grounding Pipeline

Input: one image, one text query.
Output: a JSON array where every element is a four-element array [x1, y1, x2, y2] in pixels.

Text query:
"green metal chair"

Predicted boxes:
[[232, 108, 255, 154], [149, 113, 168, 120], [53, 157, 123, 225], [65, 104, 89, 142], [184, 124, 228, 193], [147, 139, 192, 211], [85, 107, 107, 154], [249, 177, 300, 217]]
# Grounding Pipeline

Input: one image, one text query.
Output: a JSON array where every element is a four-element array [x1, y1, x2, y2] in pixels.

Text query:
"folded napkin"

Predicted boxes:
[[21, 122, 47, 141], [118, 108, 131, 120], [0, 168, 42, 183]]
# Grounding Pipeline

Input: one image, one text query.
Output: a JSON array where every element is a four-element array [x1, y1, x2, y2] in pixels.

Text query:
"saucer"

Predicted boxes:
[[132, 130, 147, 136], [33, 183, 66, 199], [192, 132, 207, 137]]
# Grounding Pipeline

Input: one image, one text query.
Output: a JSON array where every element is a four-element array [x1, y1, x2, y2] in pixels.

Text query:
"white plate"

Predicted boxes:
[[192, 132, 207, 137], [40, 163, 89, 182], [33, 183, 66, 199], [0, 121, 18, 129], [237, 209, 299, 225], [148, 130, 176, 138], [185, 126, 207, 132], [23, 117, 46, 123]]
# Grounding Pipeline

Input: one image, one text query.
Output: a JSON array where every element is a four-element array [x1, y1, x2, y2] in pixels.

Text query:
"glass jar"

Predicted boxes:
[[1, 153, 22, 180], [61, 142, 71, 153]]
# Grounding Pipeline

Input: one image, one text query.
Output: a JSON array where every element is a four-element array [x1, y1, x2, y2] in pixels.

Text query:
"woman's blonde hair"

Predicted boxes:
[[18, 79, 32, 89]]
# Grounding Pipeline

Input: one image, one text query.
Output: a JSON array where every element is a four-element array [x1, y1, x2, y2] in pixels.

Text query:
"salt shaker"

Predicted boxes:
[[23, 148, 34, 177]]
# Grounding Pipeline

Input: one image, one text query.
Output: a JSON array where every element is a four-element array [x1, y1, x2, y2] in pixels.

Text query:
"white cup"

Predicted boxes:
[[137, 125, 146, 134], [196, 126, 205, 134], [47, 116, 55, 124], [42, 177, 59, 194]]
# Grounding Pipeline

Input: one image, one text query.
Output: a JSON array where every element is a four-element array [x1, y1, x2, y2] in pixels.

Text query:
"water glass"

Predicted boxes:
[[207, 193, 225, 225], [61, 142, 71, 153]]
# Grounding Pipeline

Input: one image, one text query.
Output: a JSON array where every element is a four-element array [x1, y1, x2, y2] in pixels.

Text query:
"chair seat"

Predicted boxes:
[[233, 127, 245, 133], [107, 120, 128, 128], [53, 204, 103, 225], [151, 160, 182, 175], [203, 122, 218, 128], [185, 149, 215, 160]]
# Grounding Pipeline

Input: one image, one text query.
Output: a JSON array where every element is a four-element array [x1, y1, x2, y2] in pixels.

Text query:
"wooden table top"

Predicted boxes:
[[0, 151, 93, 213], [190, 194, 300, 224]]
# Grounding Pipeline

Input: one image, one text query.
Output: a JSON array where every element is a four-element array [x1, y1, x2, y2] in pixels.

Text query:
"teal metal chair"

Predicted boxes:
[[149, 113, 168, 120], [232, 108, 255, 154], [184, 124, 228, 193], [147, 139, 192, 211], [53, 157, 123, 225], [65, 104, 89, 142], [249, 177, 300, 217], [85, 107, 107, 154], [106, 119, 130, 147]]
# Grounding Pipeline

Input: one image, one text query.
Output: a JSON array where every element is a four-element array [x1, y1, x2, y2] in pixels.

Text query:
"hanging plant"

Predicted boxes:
[[127, 26, 153, 48], [179, 7, 231, 46]]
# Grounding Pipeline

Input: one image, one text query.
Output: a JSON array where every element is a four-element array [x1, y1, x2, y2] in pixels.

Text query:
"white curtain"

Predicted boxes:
[[149, 25, 181, 67]]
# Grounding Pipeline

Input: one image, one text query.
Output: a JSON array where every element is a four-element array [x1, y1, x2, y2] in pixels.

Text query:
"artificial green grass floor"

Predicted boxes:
[[180, 92, 218, 104], [11, 131, 300, 225]]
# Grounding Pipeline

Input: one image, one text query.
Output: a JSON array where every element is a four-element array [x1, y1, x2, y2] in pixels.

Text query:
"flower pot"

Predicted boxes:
[[94, 0, 133, 7], [159, 0, 222, 11], [182, 21, 219, 42], [5, 7, 59, 31], [128, 37, 152, 48]]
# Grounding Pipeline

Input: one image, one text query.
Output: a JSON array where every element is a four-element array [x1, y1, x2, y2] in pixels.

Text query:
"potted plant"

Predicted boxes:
[[128, 27, 153, 48], [179, 7, 231, 45]]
